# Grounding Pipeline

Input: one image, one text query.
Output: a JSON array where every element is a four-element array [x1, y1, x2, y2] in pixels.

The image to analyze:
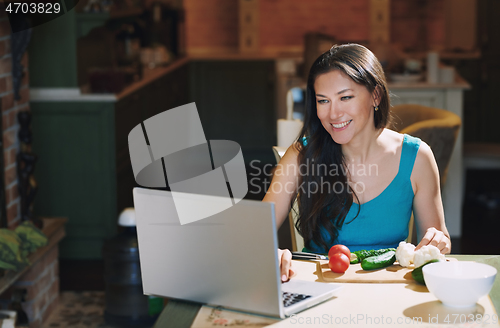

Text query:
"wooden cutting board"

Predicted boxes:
[[319, 260, 416, 283], [319, 257, 458, 283]]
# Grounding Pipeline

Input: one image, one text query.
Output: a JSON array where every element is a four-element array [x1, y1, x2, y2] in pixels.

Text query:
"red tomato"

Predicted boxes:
[[328, 244, 351, 259], [329, 253, 350, 273]]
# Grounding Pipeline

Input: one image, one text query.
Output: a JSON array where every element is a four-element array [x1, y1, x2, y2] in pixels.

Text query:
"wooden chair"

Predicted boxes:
[[272, 146, 304, 252], [390, 104, 462, 244]]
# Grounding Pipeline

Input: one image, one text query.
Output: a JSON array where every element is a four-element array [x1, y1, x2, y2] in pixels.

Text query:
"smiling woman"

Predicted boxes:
[[263, 44, 451, 282]]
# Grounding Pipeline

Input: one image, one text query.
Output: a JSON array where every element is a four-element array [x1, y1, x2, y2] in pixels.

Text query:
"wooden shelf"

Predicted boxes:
[[76, 8, 144, 38], [109, 8, 144, 19]]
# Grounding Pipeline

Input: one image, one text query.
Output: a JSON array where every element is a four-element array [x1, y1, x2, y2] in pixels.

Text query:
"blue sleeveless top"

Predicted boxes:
[[304, 134, 421, 253]]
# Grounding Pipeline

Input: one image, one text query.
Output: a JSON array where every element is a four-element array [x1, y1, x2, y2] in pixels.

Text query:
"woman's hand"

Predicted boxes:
[[411, 142, 452, 255], [278, 248, 295, 281], [415, 227, 451, 254]]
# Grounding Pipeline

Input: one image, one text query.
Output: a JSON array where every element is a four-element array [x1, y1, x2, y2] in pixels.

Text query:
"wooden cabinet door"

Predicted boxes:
[[32, 102, 117, 259]]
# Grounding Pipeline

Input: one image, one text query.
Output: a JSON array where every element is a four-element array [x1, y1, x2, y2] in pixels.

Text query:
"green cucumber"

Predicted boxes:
[[411, 259, 442, 285], [352, 248, 396, 264], [361, 250, 396, 270]]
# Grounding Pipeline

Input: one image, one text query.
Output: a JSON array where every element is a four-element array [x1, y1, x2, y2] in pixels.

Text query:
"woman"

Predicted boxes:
[[263, 44, 451, 282]]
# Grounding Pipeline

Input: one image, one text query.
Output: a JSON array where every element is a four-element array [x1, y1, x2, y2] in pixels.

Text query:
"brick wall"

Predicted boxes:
[[391, 0, 445, 51], [0, 8, 29, 228], [13, 247, 60, 328], [0, 7, 60, 328], [184, 0, 238, 52], [184, 0, 445, 53], [260, 0, 370, 49]]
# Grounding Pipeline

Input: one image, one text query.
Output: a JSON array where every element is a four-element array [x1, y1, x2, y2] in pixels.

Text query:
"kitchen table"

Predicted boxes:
[[154, 255, 500, 327]]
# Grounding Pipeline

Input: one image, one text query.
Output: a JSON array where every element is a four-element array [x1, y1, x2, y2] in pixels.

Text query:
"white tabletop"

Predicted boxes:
[[269, 260, 499, 328]]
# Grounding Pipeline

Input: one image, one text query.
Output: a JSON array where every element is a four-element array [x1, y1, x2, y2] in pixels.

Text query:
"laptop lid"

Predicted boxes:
[[133, 187, 285, 317]]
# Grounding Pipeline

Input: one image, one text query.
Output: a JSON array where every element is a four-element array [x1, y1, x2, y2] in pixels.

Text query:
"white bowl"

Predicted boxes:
[[423, 261, 497, 308]]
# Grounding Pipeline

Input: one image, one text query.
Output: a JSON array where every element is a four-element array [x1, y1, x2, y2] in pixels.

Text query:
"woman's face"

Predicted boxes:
[[314, 70, 379, 145]]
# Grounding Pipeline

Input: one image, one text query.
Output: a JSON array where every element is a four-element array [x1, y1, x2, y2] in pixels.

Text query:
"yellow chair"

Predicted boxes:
[[390, 104, 462, 244]]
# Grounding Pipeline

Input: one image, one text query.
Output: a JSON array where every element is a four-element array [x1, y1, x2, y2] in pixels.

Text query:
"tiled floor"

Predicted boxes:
[[43, 291, 115, 328]]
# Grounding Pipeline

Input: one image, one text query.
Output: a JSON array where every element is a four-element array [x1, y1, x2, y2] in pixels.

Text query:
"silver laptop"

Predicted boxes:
[[133, 187, 342, 318]]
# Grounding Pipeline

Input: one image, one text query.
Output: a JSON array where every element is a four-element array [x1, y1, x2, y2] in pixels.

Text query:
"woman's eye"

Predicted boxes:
[[317, 99, 329, 104], [341, 96, 353, 101]]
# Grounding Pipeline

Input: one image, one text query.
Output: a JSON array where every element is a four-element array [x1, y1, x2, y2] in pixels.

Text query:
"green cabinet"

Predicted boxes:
[[32, 101, 117, 258], [32, 64, 189, 259], [28, 10, 78, 88], [31, 60, 275, 259]]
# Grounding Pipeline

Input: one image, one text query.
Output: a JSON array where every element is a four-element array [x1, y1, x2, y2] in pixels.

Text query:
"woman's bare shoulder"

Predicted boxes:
[[379, 128, 405, 154], [409, 138, 438, 193], [277, 141, 301, 168], [413, 141, 436, 174], [388, 131, 436, 168]]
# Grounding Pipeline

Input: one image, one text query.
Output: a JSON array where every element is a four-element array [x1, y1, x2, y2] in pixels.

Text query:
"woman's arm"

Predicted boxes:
[[263, 143, 301, 228], [263, 143, 301, 281], [411, 142, 451, 254]]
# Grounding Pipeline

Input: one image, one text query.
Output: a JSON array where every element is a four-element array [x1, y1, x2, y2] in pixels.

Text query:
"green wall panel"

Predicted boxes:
[[28, 9, 78, 87], [31, 102, 117, 259]]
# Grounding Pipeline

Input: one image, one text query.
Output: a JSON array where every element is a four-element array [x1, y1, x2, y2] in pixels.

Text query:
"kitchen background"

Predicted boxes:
[[0, 0, 499, 326]]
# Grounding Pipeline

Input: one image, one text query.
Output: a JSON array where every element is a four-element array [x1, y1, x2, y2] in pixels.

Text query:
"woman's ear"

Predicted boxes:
[[372, 85, 382, 107]]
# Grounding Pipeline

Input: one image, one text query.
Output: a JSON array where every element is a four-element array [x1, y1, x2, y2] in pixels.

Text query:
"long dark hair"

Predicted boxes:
[[294, 43, 391, 252]]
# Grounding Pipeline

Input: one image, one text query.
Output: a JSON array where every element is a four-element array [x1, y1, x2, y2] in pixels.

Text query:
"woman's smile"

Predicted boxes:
[[331, 119, 353, 130]]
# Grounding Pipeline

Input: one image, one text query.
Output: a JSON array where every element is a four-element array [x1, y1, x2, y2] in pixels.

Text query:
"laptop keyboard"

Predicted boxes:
[[282, 292, 312, 307]]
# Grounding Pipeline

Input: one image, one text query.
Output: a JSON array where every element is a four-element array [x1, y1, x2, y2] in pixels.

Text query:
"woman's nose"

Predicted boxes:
[[329, 104, 343, 120]]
